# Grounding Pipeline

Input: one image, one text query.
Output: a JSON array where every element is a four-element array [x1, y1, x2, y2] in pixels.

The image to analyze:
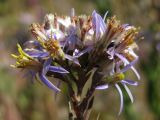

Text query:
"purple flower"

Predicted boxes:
[[96, 52, 139, 114], [12, 44, 69, 92], [11, 10, 141, 116]]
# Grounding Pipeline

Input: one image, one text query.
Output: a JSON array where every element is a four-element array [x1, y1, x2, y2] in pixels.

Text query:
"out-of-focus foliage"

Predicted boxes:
[[0, 0, 160, 120], [141, 24, 160, 120]]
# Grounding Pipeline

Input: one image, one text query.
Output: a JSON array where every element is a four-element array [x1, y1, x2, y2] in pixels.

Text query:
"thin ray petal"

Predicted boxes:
[[49, 66, 69, 73], [115, 84, 123, 115], [120, 57, 138, 73], [115, 53, 140, 80], [122, 83, 134, 103], [121, 80, 138, 86], [43, 58, 52, 74], [39, 73, 60, 92], [96, 84, 109, 90]]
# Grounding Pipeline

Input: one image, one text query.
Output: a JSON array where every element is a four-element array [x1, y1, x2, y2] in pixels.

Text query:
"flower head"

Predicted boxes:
[[11, 44, 68, 92], [11, 9, 141, 115]]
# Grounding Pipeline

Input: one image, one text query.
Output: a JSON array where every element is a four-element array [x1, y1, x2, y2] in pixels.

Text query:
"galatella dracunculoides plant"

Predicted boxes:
[[11, 9, 140, 120]]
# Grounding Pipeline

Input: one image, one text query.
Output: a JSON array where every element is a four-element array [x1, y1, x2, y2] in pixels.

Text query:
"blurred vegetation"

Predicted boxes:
[[0, 0, 160, 120]]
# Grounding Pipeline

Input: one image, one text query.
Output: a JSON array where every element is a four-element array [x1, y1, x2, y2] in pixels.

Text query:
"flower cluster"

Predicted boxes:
[[11, 10, 140, 115]]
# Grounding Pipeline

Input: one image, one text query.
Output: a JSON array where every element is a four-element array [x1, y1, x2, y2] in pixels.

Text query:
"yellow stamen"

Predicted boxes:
[[44, 39, 64, 59]]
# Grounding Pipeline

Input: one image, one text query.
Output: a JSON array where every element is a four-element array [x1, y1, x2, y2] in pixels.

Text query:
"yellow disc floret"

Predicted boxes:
[[106, 73, 125, 85], [11, 44, 41, 70], [44, 39, 65, 59]]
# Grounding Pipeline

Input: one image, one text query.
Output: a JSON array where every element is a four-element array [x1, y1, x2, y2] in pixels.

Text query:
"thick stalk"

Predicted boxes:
[[68, 80, 95, 120], [67, 65, 98, 120]]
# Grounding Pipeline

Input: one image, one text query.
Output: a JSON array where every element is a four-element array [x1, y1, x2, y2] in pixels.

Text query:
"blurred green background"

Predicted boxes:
[[0, 0, 160, 120]]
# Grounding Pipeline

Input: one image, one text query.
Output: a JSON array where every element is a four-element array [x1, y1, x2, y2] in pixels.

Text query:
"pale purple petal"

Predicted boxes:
[[115, 84, 123, 115], [130, 67, 140, 80], [73, 49, 79, 56], [115, 53, 140, 80], [49, 66, 69, 73], [43, 58, 52, 74], [121, 24, 129, 29], [103, 11, 108, 21], [92, 10, 106, 39], [57, 17, 71, 28], [24, 40, 44, 51], [92, 10, 97, 29], [64, 35, 81, 50], [96, 84, 109, 90], [115, 53, 130, 64], [122, 84, 134, 103], [38, 73, 60, 92], [121, 80, 138, 86], [74, 46, 93, 58], [96, 12, 106, 32], [26, 50, 49, 58], [106, 47, 115, 60], [68, 36, 76, 50], [65, 54, 80, 66], [120, 57, 138, 73], [123, 25, 134, 31], [47, 31, 64, 40], [24, 40, 41, 47]]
